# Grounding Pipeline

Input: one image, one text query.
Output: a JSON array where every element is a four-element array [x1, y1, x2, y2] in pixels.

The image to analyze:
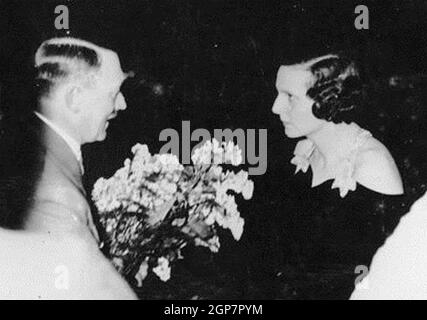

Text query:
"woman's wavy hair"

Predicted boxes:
[[304, 54, 363, 123]]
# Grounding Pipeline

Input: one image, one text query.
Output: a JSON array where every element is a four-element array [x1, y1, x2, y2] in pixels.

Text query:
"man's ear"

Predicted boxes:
[[64, 85, 83, 114]]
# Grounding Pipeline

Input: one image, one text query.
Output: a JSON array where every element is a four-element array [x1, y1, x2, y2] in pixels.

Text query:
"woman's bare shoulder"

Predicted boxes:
[[354, 137, 404, 195]]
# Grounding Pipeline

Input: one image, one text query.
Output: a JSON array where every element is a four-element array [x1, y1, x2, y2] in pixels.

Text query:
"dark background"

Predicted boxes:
[[1, 0, 427, 299]]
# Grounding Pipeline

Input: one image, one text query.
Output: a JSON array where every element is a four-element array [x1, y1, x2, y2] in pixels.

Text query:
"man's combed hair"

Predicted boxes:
[[41, 43, 100, 66], [306, 55, 363, 123], [34, 41, 101, 100]]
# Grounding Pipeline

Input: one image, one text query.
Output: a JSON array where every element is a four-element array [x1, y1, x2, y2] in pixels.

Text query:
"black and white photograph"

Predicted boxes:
[[0, 0, 427, 303]]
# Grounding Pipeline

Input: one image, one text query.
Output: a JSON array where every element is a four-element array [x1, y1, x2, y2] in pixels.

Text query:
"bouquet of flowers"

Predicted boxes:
[[91, 139, 254, 285]]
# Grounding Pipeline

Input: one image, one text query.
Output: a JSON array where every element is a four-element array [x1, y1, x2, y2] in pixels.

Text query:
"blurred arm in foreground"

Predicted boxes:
[[0, 228, 136, 299], [351, 192, 427, 300]]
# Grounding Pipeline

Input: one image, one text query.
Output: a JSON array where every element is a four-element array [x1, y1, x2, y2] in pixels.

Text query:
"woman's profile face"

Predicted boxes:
[[272, 65, 326, 138]]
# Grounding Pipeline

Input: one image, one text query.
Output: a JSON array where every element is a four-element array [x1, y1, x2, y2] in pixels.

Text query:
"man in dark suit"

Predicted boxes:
[[22, 37, 128, 244]]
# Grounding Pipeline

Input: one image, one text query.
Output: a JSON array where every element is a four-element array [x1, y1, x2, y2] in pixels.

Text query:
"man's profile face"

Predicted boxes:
[[79, 52, 128, 143]]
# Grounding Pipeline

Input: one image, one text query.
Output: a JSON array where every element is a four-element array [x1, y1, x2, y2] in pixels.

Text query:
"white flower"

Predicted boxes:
[[213, 209, 225, 226], [205, 213, 215, 226], [172, 218, 186, 227], [224, 141, 243, 166], [242, 180, 254, 200], [223, 194, 238, 215], [208, 235, 221, 252], [132, 143, 151, 158], [127, 204, 140, 213], [156, 153, 183, 172], [135, 260, 149, 287], [212, 139, 225, 164], [210, 166, 223, 177], [191, 140, 213, 165], [153, 257, 171, 282], [213, 182, 228, 205], [105, 219, 117, 234], [200, 206, 212, 218], [225, 215, 245, 241], [194, 236, 220, 253], [159, 179, 177, 194]]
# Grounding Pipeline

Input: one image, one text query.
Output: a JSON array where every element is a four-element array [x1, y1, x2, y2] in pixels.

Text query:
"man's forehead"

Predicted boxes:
[[94, 49, 128, 87], [98, 49, 127, 83]]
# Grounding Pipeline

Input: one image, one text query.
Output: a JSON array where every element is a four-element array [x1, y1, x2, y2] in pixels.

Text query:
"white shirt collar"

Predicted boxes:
[[34, 111, 84, 173]]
